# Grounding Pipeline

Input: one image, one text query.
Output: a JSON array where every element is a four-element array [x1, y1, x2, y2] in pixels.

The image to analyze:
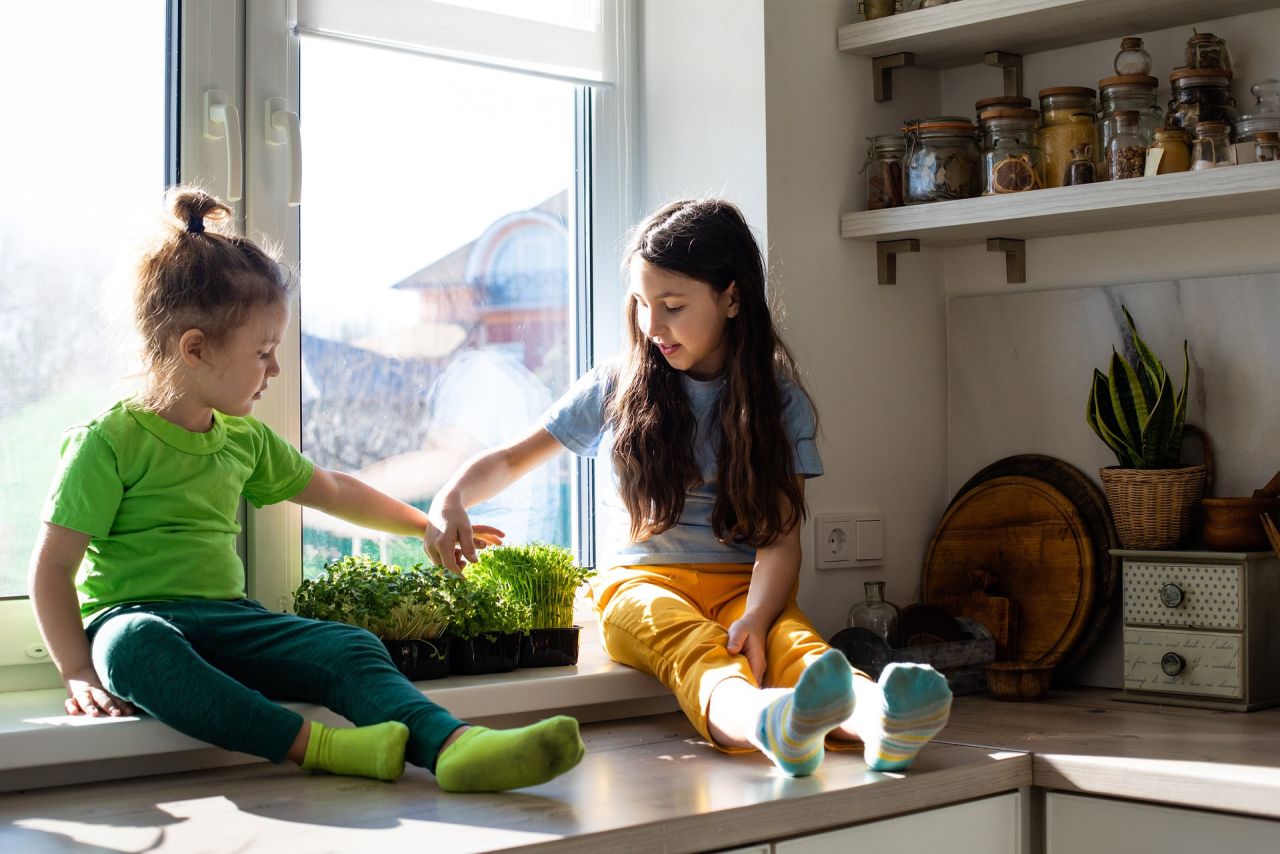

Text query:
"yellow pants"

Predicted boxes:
[[590, 563, 856, 750]]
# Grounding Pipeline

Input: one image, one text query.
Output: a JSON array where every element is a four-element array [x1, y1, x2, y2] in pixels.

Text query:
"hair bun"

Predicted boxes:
[[167, 186, 231, 236]]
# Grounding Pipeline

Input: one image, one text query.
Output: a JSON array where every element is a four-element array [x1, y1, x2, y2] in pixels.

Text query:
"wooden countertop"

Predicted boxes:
[[938, 687, 1280, 820], [6, 687, 1280, 852]]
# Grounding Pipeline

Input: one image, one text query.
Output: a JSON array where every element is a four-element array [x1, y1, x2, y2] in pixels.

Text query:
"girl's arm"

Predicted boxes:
[[27, 522, 136, 717], [426, 425, 565, 571], [725, 477, 806, 682]]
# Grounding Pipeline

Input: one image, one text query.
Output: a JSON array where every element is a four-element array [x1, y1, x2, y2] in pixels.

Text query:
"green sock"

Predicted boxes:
[[854, 663, 952, 771], [300, 720, 409, 782], [749, 648, 855, 777], [434, 716, 585, 793]]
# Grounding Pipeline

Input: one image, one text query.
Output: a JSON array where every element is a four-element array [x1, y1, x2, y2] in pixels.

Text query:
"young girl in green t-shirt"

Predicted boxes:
[[27, 187, 583, 792]]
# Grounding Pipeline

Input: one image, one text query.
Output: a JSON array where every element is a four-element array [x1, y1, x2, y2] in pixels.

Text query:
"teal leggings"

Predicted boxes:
[[85, 599, 464, 769]]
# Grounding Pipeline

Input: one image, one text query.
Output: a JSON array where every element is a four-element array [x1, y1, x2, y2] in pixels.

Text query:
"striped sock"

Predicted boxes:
[[750, 649, 855, 776], [854, 663, 952, 771]]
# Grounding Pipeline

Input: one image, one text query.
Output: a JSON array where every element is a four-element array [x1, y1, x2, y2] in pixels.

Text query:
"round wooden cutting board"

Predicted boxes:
[[923, 473, 1097, 666]]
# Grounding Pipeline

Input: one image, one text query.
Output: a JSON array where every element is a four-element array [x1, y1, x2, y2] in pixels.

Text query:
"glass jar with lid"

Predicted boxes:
[[1039, 87, 1096, 188], [1150, 128, 1191, 174], [1064, 144, 1096, 186], [974, 94, 1031, 125], [1185, 31, 1231, 75], [1114, 37, 1152, 76], [1168, 68, 1238, 137], [1107, 110, 1147, 179], [979, 108, 1045, 194], [863, 134, 906, 210], [1099, 75, 1162, 177], [1191, 121, 1232, 170], [1234, 79, 1280, 143], [1255, 131, 1280, 163], [903, 117, 981, 204]]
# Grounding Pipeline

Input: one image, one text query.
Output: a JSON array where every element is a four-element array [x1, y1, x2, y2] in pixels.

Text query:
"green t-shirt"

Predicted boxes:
[[41, 399, 315, 619]]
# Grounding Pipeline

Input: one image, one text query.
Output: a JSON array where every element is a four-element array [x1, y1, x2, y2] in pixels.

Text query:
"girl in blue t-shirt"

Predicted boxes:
[[426, 198, 952, 777], [27, 187, 583, 791]]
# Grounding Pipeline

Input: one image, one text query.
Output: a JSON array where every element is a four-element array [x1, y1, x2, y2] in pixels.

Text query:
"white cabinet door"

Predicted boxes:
[[775, 792, 1021, 854], [1046, 792, 1280, 853]]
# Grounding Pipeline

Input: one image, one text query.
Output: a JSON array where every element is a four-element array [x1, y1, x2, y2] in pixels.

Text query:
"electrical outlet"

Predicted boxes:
[[815, 512, 883, 569]]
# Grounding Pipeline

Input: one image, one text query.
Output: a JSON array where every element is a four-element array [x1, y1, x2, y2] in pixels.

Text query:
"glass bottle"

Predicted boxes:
[[1191, 121, 1233, 170], [1255, 131, 1280, 163], [1107, 110, 1147, 180], [1064, 143, 1096, 185], [1150, 128, 1191, 174], [1039, 87, 1096, 188], [1234, 79, 1280, 143], [1185, 31, 1231, 75], [979, 108, 1045, 194], [1114, 37, 1151, 76], [847, 581, 901, 647], [903, 117, 981, 204], [863, 134, 906, 209]]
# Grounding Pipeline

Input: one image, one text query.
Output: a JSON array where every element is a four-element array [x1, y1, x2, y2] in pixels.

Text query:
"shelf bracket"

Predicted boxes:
[[984, 51, 1024, 98], [876, 239, 920, 285], [872, 52, 915, 102], [987, 238, 1026, 284]]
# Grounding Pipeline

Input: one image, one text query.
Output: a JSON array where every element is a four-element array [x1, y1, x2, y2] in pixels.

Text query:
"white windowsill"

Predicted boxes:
[[0, 637, 674, 792]]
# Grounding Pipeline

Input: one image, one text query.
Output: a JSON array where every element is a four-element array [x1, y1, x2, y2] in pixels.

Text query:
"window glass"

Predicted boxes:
[[298, 38, 578, 576], [0, 5, 166, 598], [434, 0, 601, 31]]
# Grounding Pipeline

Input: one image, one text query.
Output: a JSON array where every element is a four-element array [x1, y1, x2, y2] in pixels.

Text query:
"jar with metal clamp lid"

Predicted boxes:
[[903, 117, 981, 204], [979, 108, 1045, 194], [1168, 68, 1237, 137]]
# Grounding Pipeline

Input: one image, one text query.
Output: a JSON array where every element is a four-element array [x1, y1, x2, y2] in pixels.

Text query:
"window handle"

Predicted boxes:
[[203, 90, 243, 202], [266, 97, 302, 206]]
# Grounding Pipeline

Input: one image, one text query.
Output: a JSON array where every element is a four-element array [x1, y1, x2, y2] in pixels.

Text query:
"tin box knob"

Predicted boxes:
[[1159, 582, 1184, 608], [1161, 651, 1186, 677]]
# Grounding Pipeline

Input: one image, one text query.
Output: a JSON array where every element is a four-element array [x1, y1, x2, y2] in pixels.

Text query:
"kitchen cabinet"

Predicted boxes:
[[774, 792, 1024, 853], [1045, 791, 1280, 853]]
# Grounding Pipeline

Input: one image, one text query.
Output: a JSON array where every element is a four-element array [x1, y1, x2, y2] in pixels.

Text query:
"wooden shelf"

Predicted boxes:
[[840, 162, 1280, 246], [838, 0, 1280, 68]]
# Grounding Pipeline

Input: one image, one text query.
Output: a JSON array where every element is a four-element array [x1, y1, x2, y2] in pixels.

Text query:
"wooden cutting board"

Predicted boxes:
[[923, 474, 1096, 666]]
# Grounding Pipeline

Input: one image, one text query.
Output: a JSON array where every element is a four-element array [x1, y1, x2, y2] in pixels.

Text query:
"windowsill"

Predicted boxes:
[[0, 633, 674, 792]]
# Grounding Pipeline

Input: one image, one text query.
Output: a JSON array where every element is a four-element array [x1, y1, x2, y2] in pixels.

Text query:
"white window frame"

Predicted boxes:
[[0, 0, 635, 693]]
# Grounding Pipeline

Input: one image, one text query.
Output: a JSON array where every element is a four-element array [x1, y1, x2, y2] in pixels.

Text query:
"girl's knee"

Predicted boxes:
[[91, 613, 183, 695]]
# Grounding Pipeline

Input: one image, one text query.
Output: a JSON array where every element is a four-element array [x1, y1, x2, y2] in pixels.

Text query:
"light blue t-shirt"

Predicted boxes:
[[542, 363, 823, 567]]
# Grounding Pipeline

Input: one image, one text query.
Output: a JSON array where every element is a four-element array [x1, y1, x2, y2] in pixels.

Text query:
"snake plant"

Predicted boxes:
[[1086, 306, 1189, 469]]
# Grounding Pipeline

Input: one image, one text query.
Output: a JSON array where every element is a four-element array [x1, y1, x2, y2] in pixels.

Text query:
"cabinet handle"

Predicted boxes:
[[1161, 652, 1186, 677], [1159, 582, 1184, 608]]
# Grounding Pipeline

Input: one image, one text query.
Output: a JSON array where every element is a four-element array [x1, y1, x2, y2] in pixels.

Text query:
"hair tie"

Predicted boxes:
[[187, 213, 205, 235]]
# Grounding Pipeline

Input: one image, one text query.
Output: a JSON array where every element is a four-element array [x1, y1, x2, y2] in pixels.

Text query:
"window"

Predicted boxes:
[[0, 3, 172, 671]]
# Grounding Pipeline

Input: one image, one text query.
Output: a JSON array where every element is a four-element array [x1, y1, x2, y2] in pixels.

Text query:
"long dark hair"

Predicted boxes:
[[607, 199, 812, 547]]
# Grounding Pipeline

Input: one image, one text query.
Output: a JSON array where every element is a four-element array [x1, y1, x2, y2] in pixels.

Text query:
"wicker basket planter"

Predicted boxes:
[[1099, 464, 1207, 549]]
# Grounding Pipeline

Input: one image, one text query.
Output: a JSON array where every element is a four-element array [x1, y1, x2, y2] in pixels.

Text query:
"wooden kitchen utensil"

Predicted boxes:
[[1253, 468, 1280, 499], [1261, 513, 1280, 555], [924, 472, 1096, 667]]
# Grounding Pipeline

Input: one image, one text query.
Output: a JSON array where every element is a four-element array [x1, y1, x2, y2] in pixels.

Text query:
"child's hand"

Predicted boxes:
[[63, 666, 135, 717], [424, 510, 504, 573], [726, 615, 769, 684]]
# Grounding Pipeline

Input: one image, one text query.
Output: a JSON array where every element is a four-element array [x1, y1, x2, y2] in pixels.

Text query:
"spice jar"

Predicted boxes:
[[858, 0, 901, 20], [1168, 68, 1238, 137], [1114, 37, 1152, 76], [974, 94, 1031, 125], [979, 108, 1045, 194], [1256, 131, 1280, 163], [1234, 79, 1280, 143], [1039, 87, 1096, 188], [1185, 31, 1231, 75], [1191, 121, 1233, 170], [1099, 76, 1162, 177], [1107, 111, 1147, 179], [1064, 144, 1096, 186], [903, 117, 981, 204], [863, 134, 906, 210], [1150, 128, 1191, 174]]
